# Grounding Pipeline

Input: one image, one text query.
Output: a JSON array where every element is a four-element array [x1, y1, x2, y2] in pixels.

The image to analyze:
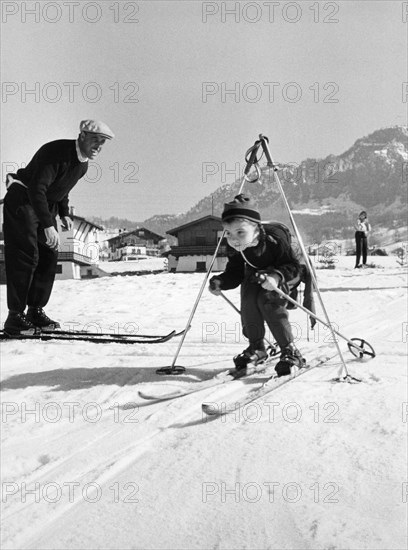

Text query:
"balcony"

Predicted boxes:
[[57, 251, 97, 266]]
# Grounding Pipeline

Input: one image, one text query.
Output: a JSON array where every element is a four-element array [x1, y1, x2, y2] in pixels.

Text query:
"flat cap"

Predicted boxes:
[[80, 120, 115, 140]]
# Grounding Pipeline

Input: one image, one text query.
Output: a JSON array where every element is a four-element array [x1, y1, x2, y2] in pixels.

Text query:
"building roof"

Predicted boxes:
[[72, 215, 104, 230], [167, 215, 222, 237], [107, 227, 164, 243]]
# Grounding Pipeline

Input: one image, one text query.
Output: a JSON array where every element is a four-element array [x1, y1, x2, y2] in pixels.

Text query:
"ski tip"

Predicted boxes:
[[138, 389, 181, 401], [202, 403, 220, 416], [137, 391, 158, 400], [157, 329, 185, 343]]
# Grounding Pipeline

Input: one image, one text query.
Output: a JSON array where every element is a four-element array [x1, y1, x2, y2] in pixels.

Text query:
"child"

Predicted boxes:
[[209, 194, 305, 377], [354, 211, 371, 268]]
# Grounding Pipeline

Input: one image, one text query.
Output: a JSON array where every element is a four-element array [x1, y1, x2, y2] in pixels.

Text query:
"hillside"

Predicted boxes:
[[88, 216, 144, 233]]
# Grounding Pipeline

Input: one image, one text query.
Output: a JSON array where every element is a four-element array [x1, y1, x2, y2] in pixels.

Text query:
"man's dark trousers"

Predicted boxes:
[[3, 183, 58, 312]]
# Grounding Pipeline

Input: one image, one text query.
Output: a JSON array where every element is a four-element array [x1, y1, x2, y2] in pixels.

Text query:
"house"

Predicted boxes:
[[165, 215, 228, 272], [57, 211, 104, 279], [106, 227, 166, 261]]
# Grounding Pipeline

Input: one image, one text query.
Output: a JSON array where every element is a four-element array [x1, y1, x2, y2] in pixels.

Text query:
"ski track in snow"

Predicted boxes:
[[0, 261, 407, 549]]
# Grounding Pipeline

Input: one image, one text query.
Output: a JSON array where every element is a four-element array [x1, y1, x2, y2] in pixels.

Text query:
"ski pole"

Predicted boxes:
[[219, 291, 278, 353], [157, 138, 263, 375], [259, 136, 362, 381], [220, 265, 370, 357], [256, 272, 375, 358], [219, 291, 240, 314]]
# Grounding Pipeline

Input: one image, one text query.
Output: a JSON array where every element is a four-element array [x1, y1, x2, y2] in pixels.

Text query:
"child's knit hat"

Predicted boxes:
[[222, 194, 261, 224]]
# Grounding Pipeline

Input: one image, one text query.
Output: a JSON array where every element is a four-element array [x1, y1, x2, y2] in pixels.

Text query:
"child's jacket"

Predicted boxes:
[[217, 223, 300, 289], [217, 223, 316, 326]]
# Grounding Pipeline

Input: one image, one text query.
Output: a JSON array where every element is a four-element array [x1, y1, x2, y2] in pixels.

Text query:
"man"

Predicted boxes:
[[3, 120, 115, 336]]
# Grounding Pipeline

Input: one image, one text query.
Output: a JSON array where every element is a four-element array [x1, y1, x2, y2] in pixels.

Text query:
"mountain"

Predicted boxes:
[[89, 127, 407, 243], [140, 126, 407, 243], [88, 216, 144, 232]]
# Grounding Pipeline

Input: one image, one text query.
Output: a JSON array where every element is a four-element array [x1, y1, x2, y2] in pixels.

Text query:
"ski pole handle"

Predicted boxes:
[[255, 272, 267, 283], [259, 134, 279, 171]]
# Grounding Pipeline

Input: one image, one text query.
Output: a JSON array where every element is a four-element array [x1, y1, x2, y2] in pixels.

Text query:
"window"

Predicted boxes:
[[196, 261, 206, 272], [56, 264, 63, 274]]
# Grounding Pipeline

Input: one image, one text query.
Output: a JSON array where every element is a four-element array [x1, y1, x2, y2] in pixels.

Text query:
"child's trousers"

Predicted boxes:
[[240, 276, 294, 350]]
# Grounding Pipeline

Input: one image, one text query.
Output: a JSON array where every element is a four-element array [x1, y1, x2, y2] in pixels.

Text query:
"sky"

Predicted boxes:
[[1, 0, 407, 221]]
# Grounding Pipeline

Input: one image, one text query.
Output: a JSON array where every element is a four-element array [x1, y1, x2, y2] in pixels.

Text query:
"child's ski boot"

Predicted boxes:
[[275, 343, 306, 377], [232, 343, 277, 378], [234, 347, 268, 370]]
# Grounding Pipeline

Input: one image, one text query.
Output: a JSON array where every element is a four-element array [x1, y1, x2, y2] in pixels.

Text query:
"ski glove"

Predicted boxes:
[[209, 276, 222, 295], [256, 271, 281, 291]]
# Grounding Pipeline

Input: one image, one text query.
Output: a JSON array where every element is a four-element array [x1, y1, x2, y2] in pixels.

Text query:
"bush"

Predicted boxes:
[[371, 248, 388, 256]]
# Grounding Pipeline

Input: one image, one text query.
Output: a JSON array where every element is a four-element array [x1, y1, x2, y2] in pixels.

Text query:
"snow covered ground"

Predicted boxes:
[[98, 257, 167, 275], [1, 258, 407, 550]]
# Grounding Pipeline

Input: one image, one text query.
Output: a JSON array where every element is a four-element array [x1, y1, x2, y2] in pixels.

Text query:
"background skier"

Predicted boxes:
[[354, 210, 371, 268]]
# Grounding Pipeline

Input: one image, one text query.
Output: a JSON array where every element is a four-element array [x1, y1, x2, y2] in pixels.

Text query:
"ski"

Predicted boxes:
[[201, 354, 333, 418], [138, 356, 279, 403], [0, 329, 183, 345], [36, 328, 177, 339]]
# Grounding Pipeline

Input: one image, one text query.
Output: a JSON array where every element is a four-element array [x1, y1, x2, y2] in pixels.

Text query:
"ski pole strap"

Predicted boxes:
[[244, 139, 262, 177], [244, 162, 261, 183]]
